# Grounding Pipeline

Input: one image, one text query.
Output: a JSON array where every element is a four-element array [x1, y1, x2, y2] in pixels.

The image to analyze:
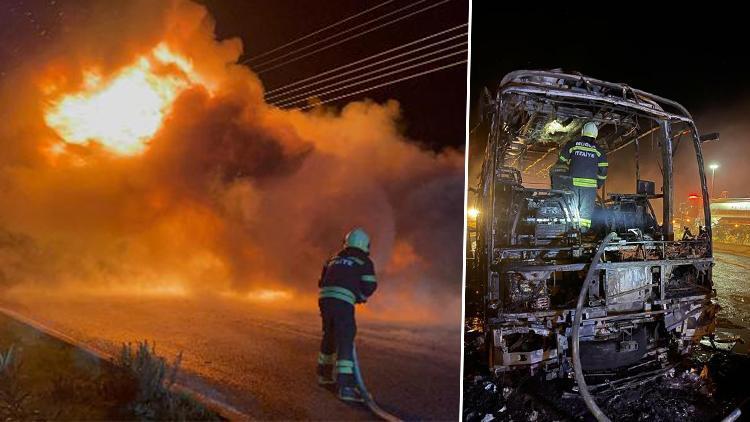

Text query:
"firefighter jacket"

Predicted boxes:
[[558, 136, 608, 188], [318, 247, 377, 305]]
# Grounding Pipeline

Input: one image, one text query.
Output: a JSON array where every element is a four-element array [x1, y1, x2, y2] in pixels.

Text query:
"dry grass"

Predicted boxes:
[[0, 345, 31, 420], [117, 341, 221, 421], [0, 336, 221, 421]]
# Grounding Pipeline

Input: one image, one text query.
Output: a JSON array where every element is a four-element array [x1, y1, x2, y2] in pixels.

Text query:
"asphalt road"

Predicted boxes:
[[0, 294, 461, 420], [712, 249, 750, 354]]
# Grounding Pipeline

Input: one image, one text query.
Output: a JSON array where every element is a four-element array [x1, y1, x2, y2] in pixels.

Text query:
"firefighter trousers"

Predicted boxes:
[[573, 186, 597, 232], [318, 297, 357, 386]]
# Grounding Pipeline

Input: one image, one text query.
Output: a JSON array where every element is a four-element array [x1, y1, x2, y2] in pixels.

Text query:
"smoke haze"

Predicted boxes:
[[0, 0, 464, 323]]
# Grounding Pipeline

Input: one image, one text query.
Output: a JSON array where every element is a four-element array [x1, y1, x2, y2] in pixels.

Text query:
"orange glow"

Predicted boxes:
[[688, 193, 700, 200], [101, 283, 190, 297], [388, 241, 423, 272], [246, 289, 293, 302], [5, 281, 190, 299], [44, 43, 205, 155]]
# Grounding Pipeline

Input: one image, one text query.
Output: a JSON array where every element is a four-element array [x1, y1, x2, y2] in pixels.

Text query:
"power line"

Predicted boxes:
[[242, 0, 394, 64], [253, 0, 427, 69], [292, 60, 468, 111], [269, 42, 467, 105], [268, 40, 467, 104], [255, 0, 453, 74], [265, 23, 467, 95], [256, 0, 427, 67], [265, 31, 467, 101], [273, 49, 467, 108]]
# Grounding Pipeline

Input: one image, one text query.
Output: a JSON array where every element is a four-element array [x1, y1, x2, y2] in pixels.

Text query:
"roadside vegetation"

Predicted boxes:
[[0, 345, 30, 420], [117, 341, 220, 420], [0, 315, 221, 421]]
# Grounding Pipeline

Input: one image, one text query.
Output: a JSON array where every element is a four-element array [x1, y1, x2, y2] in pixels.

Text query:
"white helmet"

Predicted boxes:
[[344, 228, 370, 253], [582, 122, 598, 139]]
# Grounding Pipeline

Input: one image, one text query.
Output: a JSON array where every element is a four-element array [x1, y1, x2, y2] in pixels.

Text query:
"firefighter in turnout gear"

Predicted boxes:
[[558, 122, 608, 232], [317, 228, 377, 403]]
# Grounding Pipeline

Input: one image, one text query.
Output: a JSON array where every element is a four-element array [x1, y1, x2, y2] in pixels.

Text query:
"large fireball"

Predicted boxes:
[[44, 44, 204, 155]]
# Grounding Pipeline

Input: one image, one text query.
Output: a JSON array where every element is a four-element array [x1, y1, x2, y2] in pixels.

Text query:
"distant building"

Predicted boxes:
[[711, 197, 750, 245]]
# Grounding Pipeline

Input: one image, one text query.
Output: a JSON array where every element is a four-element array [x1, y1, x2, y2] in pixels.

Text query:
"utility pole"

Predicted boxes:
[[709, 163, 719, 197]]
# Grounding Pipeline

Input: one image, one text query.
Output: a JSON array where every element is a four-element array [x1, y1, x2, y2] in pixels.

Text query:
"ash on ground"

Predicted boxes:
[[463, 329, 750, 422]]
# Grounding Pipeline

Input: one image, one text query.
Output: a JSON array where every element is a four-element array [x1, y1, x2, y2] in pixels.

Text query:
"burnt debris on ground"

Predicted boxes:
[[463, 326, 750, 422]]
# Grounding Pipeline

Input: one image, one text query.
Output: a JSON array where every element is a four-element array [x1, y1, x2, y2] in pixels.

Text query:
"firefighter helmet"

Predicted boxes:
[[344, 228, 370, 253], [582, 122, 598, 139]]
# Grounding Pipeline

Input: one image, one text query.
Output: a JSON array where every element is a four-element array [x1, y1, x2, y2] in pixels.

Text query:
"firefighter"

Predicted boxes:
[[558, 122, 608, 232], [317, 227, 377, 402]]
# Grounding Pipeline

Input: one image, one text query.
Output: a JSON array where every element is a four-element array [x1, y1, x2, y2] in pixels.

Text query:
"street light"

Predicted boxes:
[[709, 163, 719, 196], [467, 207, 480, 219]]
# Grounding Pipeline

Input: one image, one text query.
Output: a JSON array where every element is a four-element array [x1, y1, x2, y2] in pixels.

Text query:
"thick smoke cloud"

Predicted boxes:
[[0, 0, 464, 322]]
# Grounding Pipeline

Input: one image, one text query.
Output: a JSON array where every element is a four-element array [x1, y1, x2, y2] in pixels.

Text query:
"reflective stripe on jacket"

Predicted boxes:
[[559, 136, 608, 188], [318, 247, 377, 305]]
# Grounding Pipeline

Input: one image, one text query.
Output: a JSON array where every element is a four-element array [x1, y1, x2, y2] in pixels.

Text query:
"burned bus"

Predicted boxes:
[[471, 70, 719, 381]]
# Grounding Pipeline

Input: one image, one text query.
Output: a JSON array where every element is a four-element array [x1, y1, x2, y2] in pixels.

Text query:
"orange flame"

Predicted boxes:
[[44, 43, 205, 155]]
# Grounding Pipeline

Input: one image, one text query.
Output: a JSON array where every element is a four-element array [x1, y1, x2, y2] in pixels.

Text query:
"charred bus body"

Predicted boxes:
[[472, 70, 719, 380]]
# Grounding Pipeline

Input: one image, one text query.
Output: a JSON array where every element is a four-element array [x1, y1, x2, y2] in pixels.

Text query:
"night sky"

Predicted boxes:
[[470, 5, 749, 122], [469, 4, 750, 196], [199, 0, 469, 151]]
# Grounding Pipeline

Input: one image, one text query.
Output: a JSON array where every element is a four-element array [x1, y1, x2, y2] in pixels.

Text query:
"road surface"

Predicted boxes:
[[712, 249, 750, 353], [0, 294, 460, 420]]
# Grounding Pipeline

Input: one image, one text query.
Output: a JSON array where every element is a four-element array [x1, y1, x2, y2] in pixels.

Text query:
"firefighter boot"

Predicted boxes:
[[317, 353, 336, 385], [317, 364, 335, 385], [336, 360, 363, 402], [338, 385, 365, 403]]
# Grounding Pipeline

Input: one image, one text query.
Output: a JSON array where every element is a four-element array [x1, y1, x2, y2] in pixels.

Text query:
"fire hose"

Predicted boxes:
[[352, 345, 403, 422], [571, 232, 617, 422]]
